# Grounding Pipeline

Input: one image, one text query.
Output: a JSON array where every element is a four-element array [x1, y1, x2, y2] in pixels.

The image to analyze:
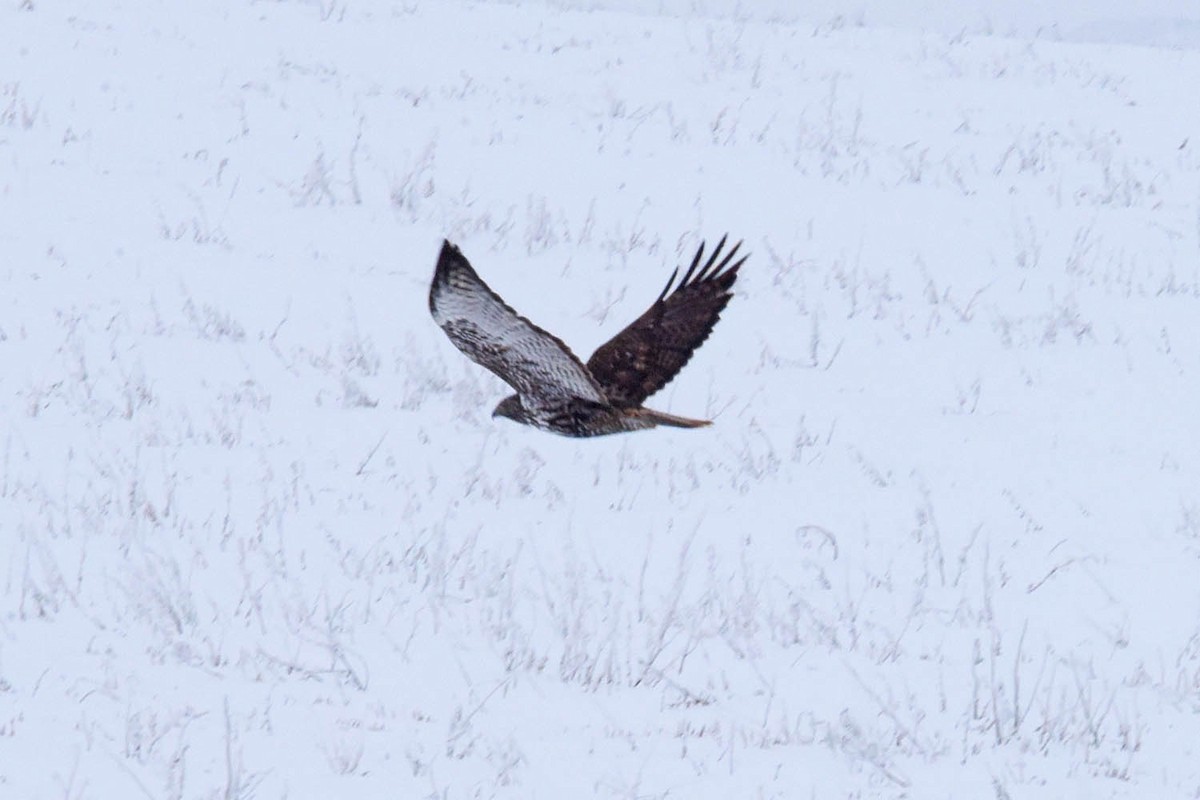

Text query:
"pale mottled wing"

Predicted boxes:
[[586, 235, 745, 408], [429, 240, 607, 405]]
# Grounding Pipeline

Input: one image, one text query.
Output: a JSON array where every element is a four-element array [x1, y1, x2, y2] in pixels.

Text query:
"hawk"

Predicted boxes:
[[429, 236, 745, 437]]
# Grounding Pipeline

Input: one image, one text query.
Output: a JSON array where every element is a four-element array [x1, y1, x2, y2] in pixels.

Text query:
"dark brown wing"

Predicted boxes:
[[429, 241, 607, 406], [586, 235, 745, 408]]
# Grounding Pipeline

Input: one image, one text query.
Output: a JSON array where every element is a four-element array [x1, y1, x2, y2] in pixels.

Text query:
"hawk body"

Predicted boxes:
[[429, 237, 745, 437]]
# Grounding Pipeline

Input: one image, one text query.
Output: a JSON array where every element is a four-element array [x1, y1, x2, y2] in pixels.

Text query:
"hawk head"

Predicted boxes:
[[493, 395, 529, 425]]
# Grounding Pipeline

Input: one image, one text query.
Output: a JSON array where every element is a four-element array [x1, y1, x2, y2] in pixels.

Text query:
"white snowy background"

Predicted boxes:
[[3, 0, 1200, 797]]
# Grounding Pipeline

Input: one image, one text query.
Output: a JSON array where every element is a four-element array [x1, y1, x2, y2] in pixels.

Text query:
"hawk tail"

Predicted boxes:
[[629, 408, 712, 429]]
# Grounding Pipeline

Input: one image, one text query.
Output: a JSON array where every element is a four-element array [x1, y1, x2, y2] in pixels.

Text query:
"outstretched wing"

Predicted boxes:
[[586, 235, 745, 408], [429, 240, 607, 405]]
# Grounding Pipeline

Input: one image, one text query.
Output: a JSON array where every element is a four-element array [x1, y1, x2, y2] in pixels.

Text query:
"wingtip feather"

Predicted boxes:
[[679, 242, 705, 287], [438, 238, 462, 263], [657, 267, 680, 303], [670, 234, 746, 294], [431, 239, 477, 315]]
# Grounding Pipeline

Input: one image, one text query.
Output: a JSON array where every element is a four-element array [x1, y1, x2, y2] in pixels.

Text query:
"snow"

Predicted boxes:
[[2, 0, 1200, 797]]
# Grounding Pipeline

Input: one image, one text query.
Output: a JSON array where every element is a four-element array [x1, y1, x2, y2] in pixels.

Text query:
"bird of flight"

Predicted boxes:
[[429, 236, 745, 437]]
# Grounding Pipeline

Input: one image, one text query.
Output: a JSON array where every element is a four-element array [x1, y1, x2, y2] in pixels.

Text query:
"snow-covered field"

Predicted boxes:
[[3, 1, 1200, 797]]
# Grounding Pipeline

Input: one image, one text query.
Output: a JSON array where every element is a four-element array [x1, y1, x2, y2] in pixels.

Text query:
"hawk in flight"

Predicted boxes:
[[429, 236, 745, 437]]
